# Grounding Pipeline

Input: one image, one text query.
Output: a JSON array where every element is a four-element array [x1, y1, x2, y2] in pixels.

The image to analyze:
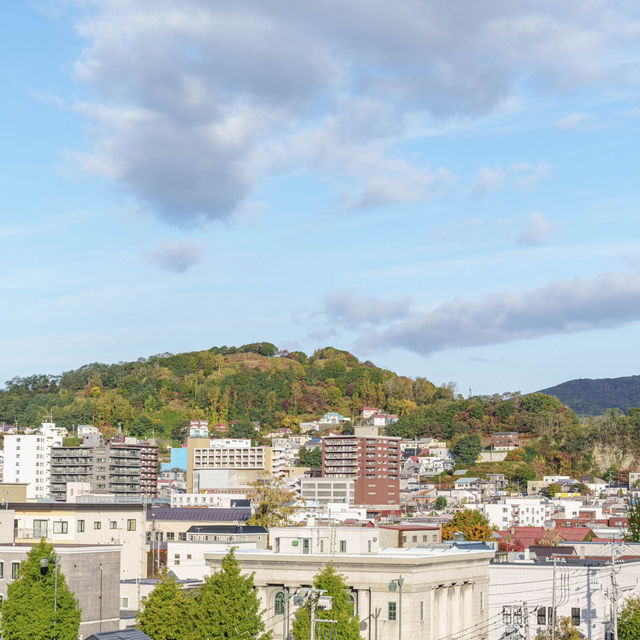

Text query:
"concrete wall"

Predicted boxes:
[[0, 544, 121, 637]]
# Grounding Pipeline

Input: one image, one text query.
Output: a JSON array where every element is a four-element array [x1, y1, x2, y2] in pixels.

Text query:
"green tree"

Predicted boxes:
[[542, 482, 562, 498], [536, 616, 582, 640], [442, 510, 494, 541], [434, 496, 448, 510], [624, 498, 640, 542], [292, 564, 360, 640], [247, 477, 300, 527], [619, 595, 640, 640], [137, 568, 188, 640], [190, 548, 271, 640], [0, 540, 81, 640], [453, 434, 483, 465], [298, 446, 322, 468]]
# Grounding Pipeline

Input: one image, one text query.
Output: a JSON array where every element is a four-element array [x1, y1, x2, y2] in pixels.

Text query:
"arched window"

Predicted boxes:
[[275, 591, 286, 616]]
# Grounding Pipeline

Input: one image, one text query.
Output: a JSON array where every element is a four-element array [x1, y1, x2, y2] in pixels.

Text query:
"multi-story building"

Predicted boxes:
[[205, 528, 494, 640], [187, 437, 272, 492], [480, 497, 552, 530], [50, 444, 141, 501], [10, 501, 147, 579], [111, 441, 158, 498], [322, 433, 401, 507], [297, 477, 355, 505], [492, 432, 520, 450], [3, 422, 65, 498]]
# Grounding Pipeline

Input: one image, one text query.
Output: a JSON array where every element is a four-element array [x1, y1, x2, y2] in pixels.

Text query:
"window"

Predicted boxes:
[[179, 532, 187, 541], [127, 519, 136, 531], [110, 521, 117, 529], [571, 608, 580, 626], [339, 540, 347, 553], [388, 602, 397, 621], [166, 532, 175, 541], [121, 597, 129, 608], [33, 520, 48, 538], [94, 521, 101, 530], [53, 521, 68, 534], [275, 592, 285, 616], [420, 601, 424, 621], [11, 562, 19, 579], [0, 561, 3, 579], [186, 554, 192, 560], [77, 519, 85, 533]]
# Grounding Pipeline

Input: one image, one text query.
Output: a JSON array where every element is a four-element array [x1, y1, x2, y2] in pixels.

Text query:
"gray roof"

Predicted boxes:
[[147, 507, 251, 522], [86, 630, 153, 640], [186, 525, 266, 534]]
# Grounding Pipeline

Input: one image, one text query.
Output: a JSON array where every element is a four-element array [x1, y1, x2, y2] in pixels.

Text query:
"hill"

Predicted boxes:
[[540, 374, 640, 415]]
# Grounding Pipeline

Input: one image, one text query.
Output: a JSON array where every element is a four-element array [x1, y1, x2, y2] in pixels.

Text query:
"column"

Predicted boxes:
[[429, 589, 436, 640], [437, 586, 448, 640], [461, 583, 473, 632], [449, 584, 462, 636]]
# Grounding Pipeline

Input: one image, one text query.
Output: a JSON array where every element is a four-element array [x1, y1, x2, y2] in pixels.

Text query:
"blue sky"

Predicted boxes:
[[2, 1, 640, 395]]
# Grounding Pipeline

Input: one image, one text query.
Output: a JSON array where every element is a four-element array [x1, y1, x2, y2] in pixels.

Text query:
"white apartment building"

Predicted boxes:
[[171, 492, 249, 508], [3, 422, 65, 498], [298, 477, 355, 505], [480, 497, 551, 530], [192, 440, 267, 471]]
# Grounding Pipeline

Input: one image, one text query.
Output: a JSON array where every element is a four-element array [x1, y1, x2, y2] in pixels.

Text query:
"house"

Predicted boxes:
[[491, 432, 519, 450], [87, 631, 154, 640], [360, 406, 381, 420], [371, 413, 399, 427]]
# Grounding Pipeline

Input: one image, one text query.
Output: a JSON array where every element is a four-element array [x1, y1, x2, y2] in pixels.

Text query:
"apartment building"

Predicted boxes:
[[50, 444, 141, 501], [481, 497, 551, 530], [4, 422, 65, 498], [322, 434, 401, 506], [111, 441, 158, 498], [187, 437, 272, 492]]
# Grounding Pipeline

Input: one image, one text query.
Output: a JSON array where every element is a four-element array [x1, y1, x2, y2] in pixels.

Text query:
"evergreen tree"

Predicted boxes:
[[190, 548, 271, 640], [624, 498, 640, 542], [619, 595, 640, 640], [292, 564, 360, 640], [0, 540, 81, 640], [137, 568, 188, 640]]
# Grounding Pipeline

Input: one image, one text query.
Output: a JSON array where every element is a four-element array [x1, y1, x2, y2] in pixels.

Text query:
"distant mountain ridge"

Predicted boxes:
[[539, 374, 640, 415]]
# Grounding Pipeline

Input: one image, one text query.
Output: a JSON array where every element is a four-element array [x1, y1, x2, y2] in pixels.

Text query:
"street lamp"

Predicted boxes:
[[40, 555, 61, 638], [388, 576, 404, 640]]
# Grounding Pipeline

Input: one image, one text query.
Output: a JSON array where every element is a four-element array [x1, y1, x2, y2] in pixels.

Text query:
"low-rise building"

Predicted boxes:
[[492, 432, 519, 450], [480, 497, 551, 530], [298, 477, 355, 505]]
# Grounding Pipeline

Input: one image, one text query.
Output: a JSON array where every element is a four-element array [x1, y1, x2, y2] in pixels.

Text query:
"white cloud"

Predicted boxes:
[[555, 113, 590, 131], [509, 162, 553, 188], [64, 0, 640, 223], [359, 270, 640, 355], [471, 167, 506, 194], [516, 212, 558, 246], [324, 291, 413, 328], [146, 241, 204, 273]]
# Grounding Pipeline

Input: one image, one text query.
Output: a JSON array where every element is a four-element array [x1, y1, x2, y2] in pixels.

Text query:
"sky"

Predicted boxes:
[[2, 1, 640, 396]]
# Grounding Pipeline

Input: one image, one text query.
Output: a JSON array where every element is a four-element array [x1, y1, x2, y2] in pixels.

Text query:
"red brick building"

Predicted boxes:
[[322, 434, 400, 506]]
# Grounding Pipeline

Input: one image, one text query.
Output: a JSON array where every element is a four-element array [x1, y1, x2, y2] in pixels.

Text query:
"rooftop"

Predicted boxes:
[[147, 507, 251, 522]]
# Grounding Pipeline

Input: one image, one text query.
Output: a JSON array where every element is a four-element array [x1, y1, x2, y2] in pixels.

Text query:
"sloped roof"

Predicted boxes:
[[147, 507, 251, 522]]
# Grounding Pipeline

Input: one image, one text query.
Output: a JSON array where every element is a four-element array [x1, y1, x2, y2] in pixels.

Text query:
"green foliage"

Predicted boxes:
[[190, 548, 271, 640], [434, 496, 447, 510], [137, 568, 188, 640], [535, 616, 582, 640], [246, 477, 300, 527], [298, 446, 322, 468], [228, 420, 259, 444], [0, 540, 81, 640], [453, 434, 483, 465], [619, 595, 640, 640], [625, 498, 640, 542], [542, 482, 562, 497], [292, 564, 360, 640]]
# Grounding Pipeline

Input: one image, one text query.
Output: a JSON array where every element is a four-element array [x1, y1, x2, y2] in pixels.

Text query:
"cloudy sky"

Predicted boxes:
[[2, 1, 640, 395]]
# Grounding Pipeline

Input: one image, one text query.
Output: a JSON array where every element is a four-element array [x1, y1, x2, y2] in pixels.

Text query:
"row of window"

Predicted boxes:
[[537, 607, 580, 626], [31, 519, 137, 535], [0, 562, 22, 580]]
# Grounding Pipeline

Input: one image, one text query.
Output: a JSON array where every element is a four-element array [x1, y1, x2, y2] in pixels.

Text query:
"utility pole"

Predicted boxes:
[[523, 602, 530, 640], [611, 543, 620, 640], [552, 558, 557, 640]]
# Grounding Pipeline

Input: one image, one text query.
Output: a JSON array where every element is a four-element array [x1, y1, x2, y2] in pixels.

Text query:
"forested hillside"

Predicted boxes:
[[2, 343, 640, 481], [540, 374, 640, 415]]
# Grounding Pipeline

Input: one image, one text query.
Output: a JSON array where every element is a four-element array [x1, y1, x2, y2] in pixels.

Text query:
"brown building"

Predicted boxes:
[[322, 434, 400, 506], [492, 432, 519, 450], [112, 442, 158, 498]]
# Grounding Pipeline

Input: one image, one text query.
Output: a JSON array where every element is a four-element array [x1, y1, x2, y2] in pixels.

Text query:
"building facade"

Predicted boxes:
[[3, 423, 65, 499], [322, 434, 401, 506]]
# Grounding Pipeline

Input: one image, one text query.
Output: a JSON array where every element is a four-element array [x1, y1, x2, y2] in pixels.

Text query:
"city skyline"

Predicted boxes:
[[3, 2, 640, 395]]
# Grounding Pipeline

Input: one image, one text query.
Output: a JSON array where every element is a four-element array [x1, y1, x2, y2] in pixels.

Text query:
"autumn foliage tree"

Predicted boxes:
[[442, 510, 494, 541]]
